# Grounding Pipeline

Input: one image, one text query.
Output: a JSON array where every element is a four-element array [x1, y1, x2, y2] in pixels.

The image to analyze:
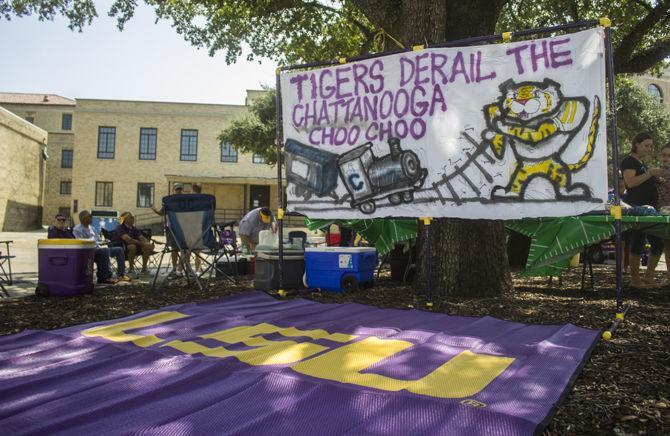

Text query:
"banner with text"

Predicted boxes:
[[280, 28, 607, 219]]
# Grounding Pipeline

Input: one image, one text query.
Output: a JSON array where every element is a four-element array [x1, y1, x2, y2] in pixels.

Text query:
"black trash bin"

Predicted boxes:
[[254, 250, 305, 290]]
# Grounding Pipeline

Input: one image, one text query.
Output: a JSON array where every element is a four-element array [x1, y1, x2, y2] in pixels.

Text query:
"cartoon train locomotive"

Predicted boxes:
[[285, 138, 427, 214]]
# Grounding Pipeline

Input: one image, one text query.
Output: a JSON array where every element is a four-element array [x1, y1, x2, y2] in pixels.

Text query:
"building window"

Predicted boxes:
[[61, 149, 73, 168], [139, 127, 157, 160], [62, 113, 73, 131], [95, 182, 113, 207], [25, 116, 34, 124], [252, 153, 266, 164], [136, 183, 155, 208], [220, 141, 238, 162], [647, 84, 663, 104], [97, 127, 116, 159], [59, 180, 72, 195], [180, 129, 198, 161]]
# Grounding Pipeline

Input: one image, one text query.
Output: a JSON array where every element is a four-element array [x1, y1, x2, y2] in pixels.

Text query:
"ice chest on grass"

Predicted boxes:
[[254, 250, 305, 291], [216, 256, 255, 276], [305, 247, 377, 292], [36, 239, 95, 297]]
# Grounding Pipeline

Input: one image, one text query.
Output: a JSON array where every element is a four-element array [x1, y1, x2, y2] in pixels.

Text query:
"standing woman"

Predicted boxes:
[[621, 132, 667, 288], [656, 143, 670, 284]]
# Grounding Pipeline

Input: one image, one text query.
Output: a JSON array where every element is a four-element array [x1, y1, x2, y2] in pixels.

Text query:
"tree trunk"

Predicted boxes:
[[416, 220, 513, 298], [353, 0, 513, 298]]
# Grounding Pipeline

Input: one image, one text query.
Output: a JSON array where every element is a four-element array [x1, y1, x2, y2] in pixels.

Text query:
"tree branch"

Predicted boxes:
[[349, 0, 400, 35], [614, 0, 670, 66], [299, 1, 374, 39], [218, 0, 373, 39], [629, 0, 654, 13], [615, 35, 670, 73]]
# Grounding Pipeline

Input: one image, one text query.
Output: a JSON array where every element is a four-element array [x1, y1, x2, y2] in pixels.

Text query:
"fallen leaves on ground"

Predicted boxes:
[[0, 265, 668, 435]]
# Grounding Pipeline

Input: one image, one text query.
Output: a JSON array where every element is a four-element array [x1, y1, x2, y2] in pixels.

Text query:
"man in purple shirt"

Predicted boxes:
[[47, 213, 75, 239], [48, 213, 118, 284], [112, 212, 154, 276]]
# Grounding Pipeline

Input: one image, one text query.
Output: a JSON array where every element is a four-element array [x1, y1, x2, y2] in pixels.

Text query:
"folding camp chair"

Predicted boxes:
[[0, 240, 14, 297], [200, 222, 240, 281], [151, 194, 233, 291], [138, 228, 166, 271]]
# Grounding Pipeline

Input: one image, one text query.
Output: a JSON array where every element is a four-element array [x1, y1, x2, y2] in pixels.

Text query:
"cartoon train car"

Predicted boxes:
[[337, 138, 427, 214], [285, 139, 340, 200]]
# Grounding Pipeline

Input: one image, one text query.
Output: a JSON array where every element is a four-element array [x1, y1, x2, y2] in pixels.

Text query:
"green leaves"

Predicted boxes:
[[615, 76, 670, 152], [140, 0, 372, 65], [3, 1, 668, 73], [218, 88, 277, 165], [1, 0, 98, 31]]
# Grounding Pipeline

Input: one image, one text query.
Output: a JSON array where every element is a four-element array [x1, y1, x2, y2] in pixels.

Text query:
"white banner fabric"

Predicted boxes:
[[280, 28, 608, 219]]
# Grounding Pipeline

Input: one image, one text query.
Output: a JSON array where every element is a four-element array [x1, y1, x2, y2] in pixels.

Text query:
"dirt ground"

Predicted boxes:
[[0, 265, 668, 435]]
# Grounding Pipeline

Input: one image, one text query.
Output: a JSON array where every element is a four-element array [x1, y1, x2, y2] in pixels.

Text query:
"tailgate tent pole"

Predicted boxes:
[[276, 69, 285, 296], [603, 19, 629, 339]]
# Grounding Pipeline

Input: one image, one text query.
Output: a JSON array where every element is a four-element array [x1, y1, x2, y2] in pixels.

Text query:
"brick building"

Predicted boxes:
[[0, 91, 281, 226], [0, 106, 48, 230], [0, 93, 75, 224]]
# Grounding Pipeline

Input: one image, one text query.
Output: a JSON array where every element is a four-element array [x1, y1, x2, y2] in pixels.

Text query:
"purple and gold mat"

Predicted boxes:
[[0, 291, 599, 435]]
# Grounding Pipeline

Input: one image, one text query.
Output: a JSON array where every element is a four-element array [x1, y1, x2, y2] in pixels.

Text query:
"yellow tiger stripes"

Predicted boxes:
[[566, 96, 601, 172], [504, 121, 558, 143]]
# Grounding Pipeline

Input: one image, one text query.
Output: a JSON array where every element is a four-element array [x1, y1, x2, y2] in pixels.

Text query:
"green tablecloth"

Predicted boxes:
[[507, 215, 670, 276], [304, 218, 417, 257], [303, 214, 670, 275]]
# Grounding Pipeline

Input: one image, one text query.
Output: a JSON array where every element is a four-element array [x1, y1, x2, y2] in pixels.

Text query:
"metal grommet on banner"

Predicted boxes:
[[412, 45, 425, 51], [610, 205, 622, 220], [502, 32, 513, 42], [277, 208, 284, 220], [599, 17, 611, 27], [339, 57, 347, 64]]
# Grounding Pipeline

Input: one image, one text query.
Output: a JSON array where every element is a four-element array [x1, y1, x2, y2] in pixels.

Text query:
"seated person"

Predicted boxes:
[[73, 210, 130, 282], [239, 207, 277, 253], [47, 213, 75, 238], [111, 212, 154, 276], [48, 213, 118, 285]]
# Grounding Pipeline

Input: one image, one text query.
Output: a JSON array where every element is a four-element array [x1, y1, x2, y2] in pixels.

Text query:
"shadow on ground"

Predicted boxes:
[[0, 265, 668, 435]]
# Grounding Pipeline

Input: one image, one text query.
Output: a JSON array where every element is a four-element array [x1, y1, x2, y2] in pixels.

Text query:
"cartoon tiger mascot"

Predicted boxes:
[[482, 78, 600, 200]]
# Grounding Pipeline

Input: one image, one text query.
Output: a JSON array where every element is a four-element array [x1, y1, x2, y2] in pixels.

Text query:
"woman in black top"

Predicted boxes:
[[621, 132, 668, 288]]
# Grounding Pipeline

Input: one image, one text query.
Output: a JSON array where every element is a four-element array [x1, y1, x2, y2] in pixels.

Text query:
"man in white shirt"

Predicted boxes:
[[74, 210, 130, 282]]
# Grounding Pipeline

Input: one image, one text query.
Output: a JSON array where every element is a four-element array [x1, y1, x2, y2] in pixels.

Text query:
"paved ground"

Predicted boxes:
[[1, 229, 44, 298], [0, 226, 320, 298]]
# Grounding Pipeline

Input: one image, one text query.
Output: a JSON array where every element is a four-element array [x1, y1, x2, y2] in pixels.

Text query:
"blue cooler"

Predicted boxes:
[[36, 239, 95, 297], [304, 247, 377, 292]]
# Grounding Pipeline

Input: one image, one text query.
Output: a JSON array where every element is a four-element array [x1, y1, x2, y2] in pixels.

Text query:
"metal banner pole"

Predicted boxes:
[[602, 18, 628, 340], [421, 218, 433, 309], [275, 69, 285, 296]]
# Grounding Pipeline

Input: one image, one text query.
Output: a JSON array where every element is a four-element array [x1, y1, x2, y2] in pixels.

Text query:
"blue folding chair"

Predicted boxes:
[[151, 194, 230, 291]]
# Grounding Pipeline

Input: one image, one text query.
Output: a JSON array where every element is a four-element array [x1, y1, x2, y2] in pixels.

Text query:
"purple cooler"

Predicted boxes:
[[304, 247, 377, 292], [36, 239, 95, 297]]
